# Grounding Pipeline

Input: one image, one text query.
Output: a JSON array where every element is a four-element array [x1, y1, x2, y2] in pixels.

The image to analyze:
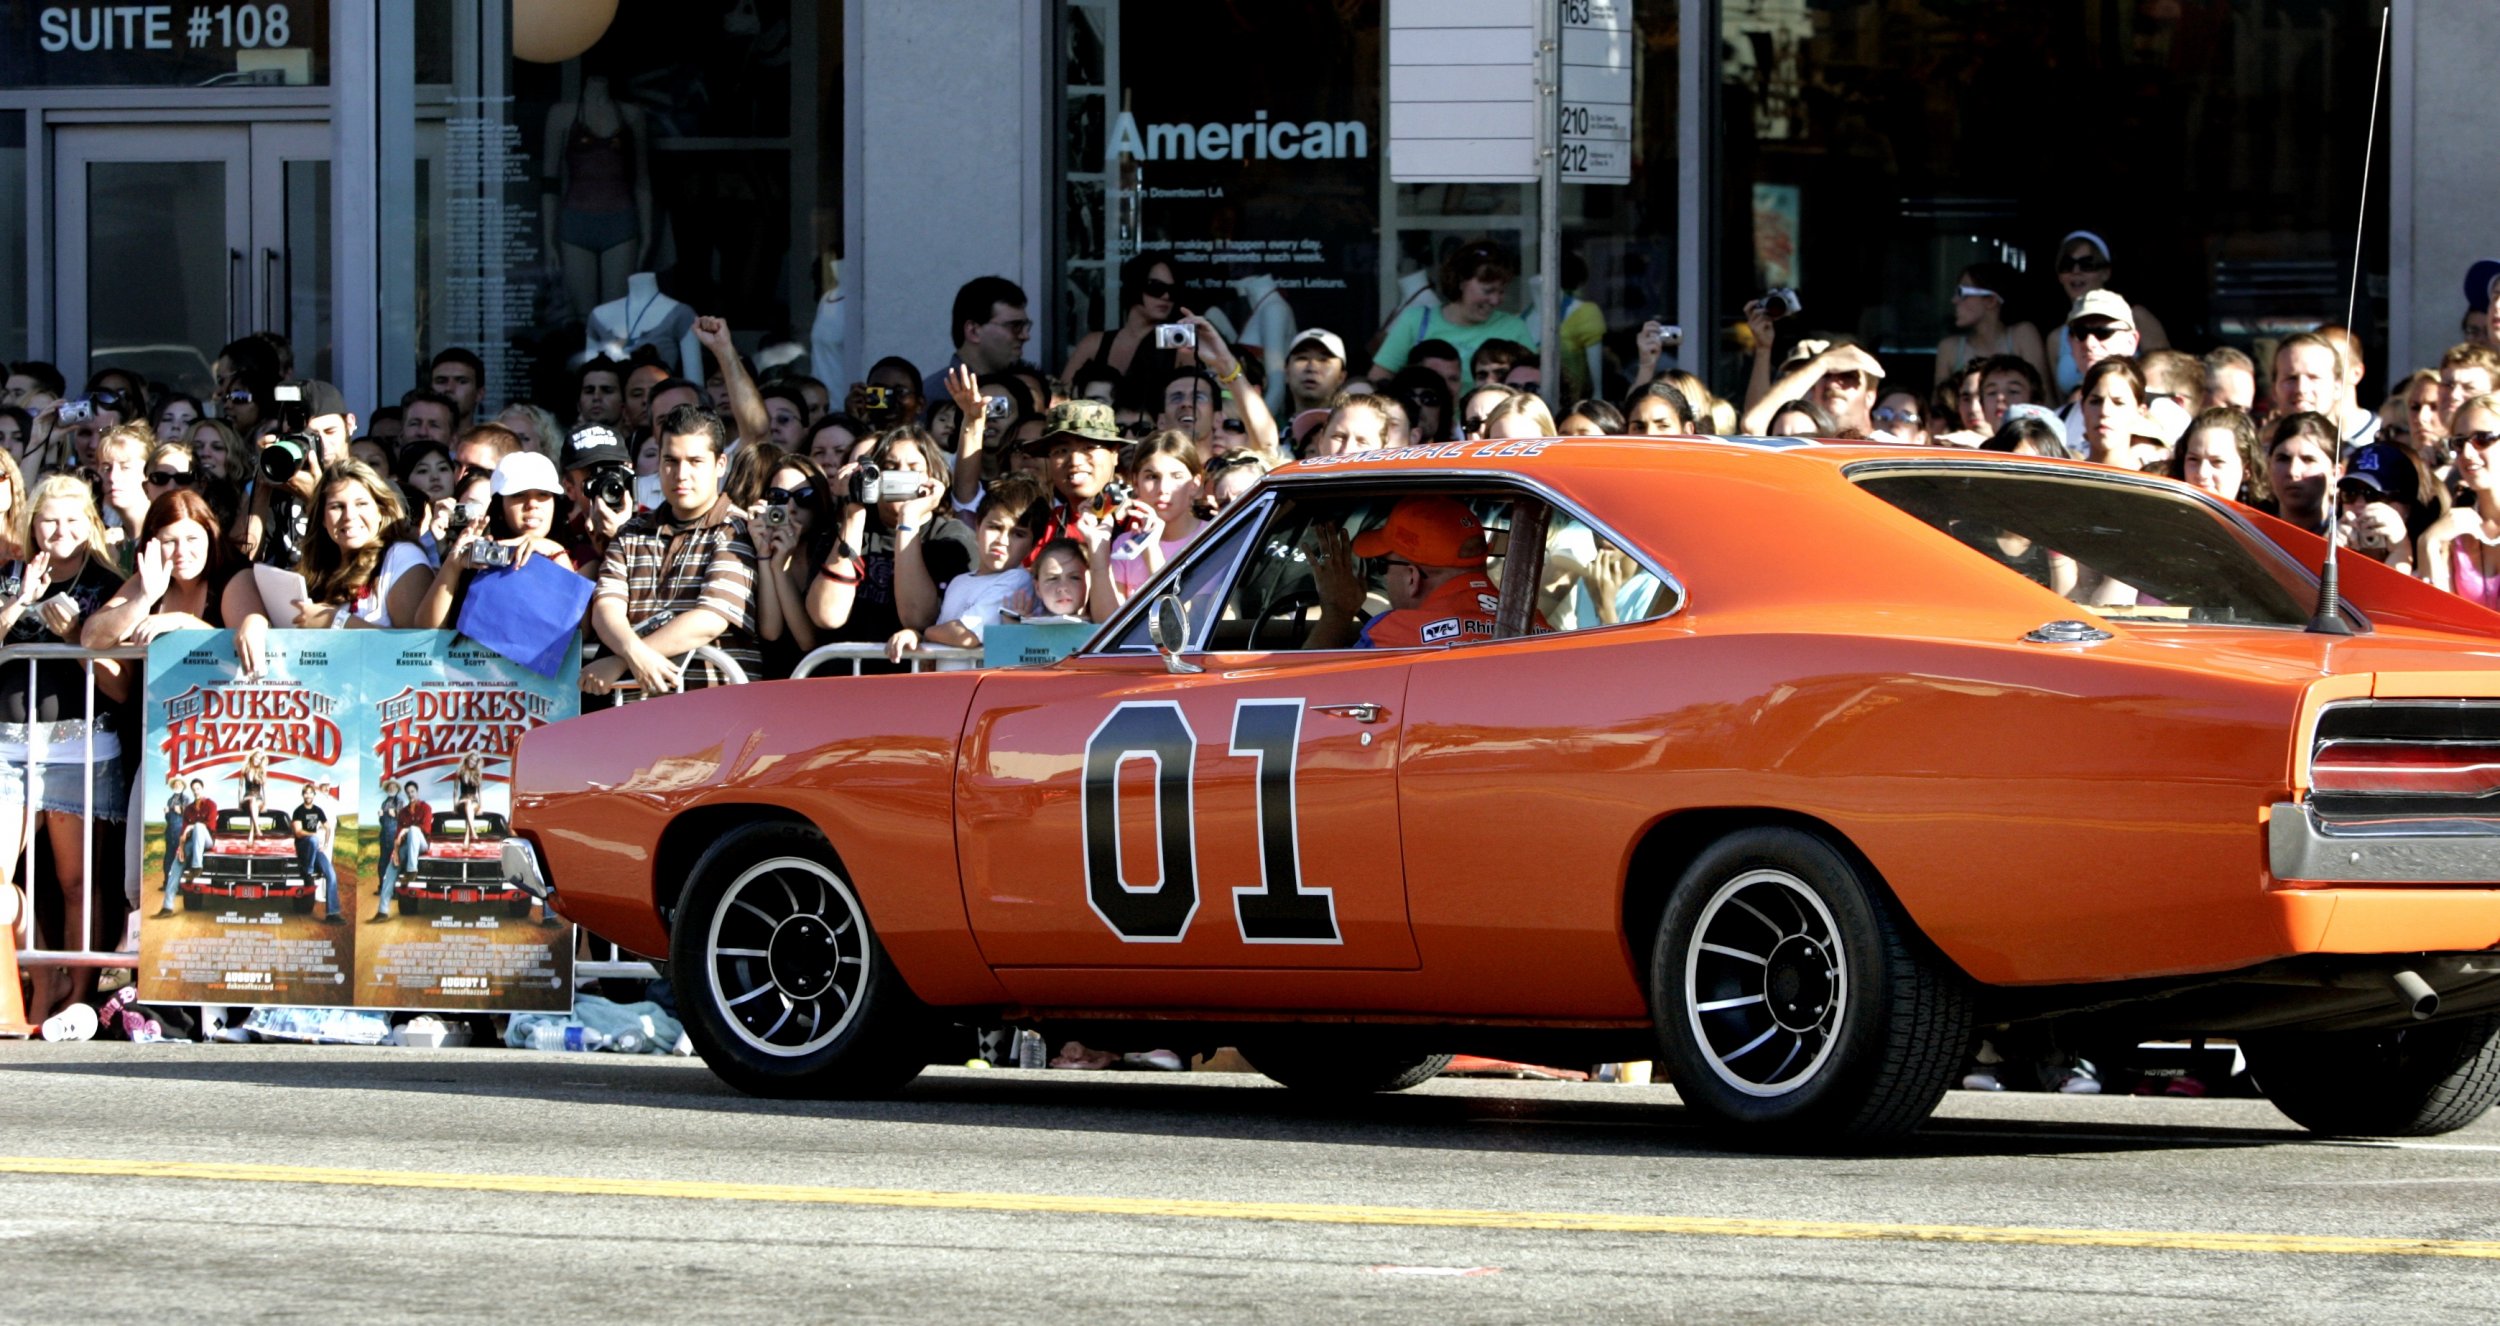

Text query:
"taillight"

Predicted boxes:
[[2312, 741, 2500, 798], [2309, 702, 2500, 820]]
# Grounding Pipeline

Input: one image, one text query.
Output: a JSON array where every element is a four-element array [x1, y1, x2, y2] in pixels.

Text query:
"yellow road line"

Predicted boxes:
[[2, 1155, 2495, 1260]]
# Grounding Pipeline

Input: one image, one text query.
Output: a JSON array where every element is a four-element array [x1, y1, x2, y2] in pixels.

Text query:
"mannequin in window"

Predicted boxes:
[[1228, 273, 1298, 415], [588, 272, 700, 379], [542, 71, 654, 321]]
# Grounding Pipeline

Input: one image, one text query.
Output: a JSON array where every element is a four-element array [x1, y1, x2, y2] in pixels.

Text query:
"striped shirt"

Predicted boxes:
[[593, 495, 760, 690]]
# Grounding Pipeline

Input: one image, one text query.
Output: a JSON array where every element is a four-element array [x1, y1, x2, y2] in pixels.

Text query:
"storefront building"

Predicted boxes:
[[4, 1, 2491, 424]]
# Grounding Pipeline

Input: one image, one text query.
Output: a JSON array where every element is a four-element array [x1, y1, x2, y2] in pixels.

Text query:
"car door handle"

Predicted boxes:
[[1310, 703, 1386, 724]]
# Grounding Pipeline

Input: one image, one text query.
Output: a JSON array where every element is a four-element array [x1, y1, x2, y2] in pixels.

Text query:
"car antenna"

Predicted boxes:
[[2309, 3, 2389, 636]]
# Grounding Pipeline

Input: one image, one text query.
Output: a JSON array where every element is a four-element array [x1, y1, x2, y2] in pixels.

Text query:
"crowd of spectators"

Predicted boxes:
[[5, 230, 2499, 1048]]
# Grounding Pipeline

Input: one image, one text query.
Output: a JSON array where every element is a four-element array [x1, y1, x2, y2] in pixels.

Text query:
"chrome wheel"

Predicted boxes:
[[704, 855, 869, 1058], [1683, 868, 1846, 1097]]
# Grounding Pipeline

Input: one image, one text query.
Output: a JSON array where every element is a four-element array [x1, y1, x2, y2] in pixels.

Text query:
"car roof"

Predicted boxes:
[[1271, 433, 2082, 483]]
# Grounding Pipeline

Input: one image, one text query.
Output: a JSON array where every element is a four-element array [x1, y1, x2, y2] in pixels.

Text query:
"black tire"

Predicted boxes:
[[2245, 1014, 2500, 1137], [1239, 1039, 1453, 1094], [669, 820, 931, 1099], [1650, 827, 1972, 1145]]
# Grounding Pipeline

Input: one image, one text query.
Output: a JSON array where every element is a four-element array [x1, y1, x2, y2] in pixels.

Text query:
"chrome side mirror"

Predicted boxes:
[[1148, 595, 1202, 674]]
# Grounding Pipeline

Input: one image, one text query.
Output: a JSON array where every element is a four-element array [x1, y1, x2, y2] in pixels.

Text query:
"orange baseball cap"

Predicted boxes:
[[1352, 496, 1489, 569]]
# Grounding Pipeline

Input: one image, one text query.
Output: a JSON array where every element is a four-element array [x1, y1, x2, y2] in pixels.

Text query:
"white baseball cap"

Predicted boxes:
[[491, 450, 563, 498], [1288, 328, 1347, 362]]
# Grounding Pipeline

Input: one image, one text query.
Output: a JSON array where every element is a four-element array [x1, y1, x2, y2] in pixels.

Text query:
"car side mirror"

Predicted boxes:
[[1148, 595, 1202, 674]]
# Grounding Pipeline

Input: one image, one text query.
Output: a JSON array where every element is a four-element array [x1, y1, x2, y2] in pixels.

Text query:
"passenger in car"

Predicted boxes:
[[1306, 496, 1499, 649]]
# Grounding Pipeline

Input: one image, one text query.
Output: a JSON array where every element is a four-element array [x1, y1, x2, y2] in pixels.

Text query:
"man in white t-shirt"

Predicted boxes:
[[884, 474, 1046, 669]]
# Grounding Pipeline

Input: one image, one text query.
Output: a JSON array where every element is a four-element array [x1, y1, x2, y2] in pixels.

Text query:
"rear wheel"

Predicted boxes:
[[2245, 1014, 2500, 1137], [1650, 827, 1972, 1145], [669, 821, 930, 1099], [1239, 1039, 1452, 1094]]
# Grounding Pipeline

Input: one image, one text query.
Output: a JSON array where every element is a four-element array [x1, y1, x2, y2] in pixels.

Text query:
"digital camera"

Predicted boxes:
[[1759, 288, 1801, 320], [56, 398, 95, 426], [259, 432, 319, 483], [860, 385, 893, 411], [1153, 323, 1197, 350], [584, 463, 635, 510], [469, 540, 515, 569], [984, 394, 1013, 419], [761, 503, 790, 527]]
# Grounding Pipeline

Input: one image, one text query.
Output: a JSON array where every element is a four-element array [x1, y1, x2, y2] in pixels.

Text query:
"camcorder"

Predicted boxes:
[[1153, 323, 1197, 350], [258, 432, 320, 484], [846, 461, 924, 506], [1758, 287, 1802, 321]]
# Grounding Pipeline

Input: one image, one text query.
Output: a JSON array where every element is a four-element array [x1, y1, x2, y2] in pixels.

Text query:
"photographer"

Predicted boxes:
[[411, 452, 578, 630], [804, 425, 974, 668], [558, 426, 640, 571], [237, 382, 354, 568], [582, 405, 759, 699], [1740, 328, 1881, 438], [746, 451, 833, 676]]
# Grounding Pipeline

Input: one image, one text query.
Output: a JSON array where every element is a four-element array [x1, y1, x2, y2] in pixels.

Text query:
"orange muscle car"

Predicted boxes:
[[506, 438, 2500, 1142]]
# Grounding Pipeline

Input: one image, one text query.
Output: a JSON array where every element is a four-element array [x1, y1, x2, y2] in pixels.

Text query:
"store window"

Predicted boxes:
[[1057, 1, 1680, 437], [1710, 0, 2387, 403], [390, 1, 838, 421]]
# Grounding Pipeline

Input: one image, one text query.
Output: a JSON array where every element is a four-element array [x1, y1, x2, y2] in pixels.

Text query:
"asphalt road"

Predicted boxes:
[[3, 1045, 2497, 1323]]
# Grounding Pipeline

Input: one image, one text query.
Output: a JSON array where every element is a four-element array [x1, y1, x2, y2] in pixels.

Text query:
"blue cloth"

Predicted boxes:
[[457, 554, 596, 677]]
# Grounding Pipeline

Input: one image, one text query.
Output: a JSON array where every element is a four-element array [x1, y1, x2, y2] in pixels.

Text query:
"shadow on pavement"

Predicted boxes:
[[0, 1050, 2324, 1160]]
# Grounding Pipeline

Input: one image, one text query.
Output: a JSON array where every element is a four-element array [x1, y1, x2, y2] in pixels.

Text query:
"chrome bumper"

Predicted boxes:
[[499, 839, 553, 902], [2269, 802, 2500, 884]]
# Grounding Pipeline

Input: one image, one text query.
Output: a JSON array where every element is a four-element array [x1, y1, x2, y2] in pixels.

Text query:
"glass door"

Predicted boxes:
[[53, 124, 251, 401], [53, 122, 332, 399]]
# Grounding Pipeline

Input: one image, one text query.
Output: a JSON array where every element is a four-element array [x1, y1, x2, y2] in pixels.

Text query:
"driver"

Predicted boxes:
[[1309, 496, 1501, 649]]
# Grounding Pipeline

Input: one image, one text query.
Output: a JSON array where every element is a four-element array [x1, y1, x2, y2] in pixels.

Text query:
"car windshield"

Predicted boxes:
[[1852, 465, 2324, 628]]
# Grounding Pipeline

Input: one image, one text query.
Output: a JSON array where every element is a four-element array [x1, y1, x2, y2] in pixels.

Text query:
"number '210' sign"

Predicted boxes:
[[1082, 700, 1341, 946]]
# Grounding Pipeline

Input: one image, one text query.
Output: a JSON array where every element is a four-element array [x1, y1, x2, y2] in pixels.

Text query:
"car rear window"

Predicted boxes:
[[1852, 466, 2322, 628]]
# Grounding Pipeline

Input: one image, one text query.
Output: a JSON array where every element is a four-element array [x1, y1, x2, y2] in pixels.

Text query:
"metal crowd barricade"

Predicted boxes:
[[7, 642, 146, 979], [790, 642, 982, 678]]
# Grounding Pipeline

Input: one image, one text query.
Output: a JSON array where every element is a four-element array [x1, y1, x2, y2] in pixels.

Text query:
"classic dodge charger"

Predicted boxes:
[[506, 438, 2500, 1142]]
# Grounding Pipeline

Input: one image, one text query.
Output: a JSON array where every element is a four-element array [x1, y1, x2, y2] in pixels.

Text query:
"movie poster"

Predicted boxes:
[[355, 635, 575, 1013], [137, 631, 578, 1014], [137, 630, 359, 1007]]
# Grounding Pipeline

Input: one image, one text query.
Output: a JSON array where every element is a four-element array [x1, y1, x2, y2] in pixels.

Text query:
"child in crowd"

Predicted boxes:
[[884, 475, 1047, 667], [1025, 538, 1092, 622]]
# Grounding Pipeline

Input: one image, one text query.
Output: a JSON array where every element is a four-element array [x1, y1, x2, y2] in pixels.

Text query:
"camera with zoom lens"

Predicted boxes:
[[259, 432, 319, 483], [846, 461, 925, 506], [1758, 287, 1801, 320], [584, 463, 634, 510]]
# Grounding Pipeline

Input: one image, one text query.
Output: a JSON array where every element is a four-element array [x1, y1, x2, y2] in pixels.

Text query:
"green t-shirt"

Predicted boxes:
[[1372, 303, 1539, 375]]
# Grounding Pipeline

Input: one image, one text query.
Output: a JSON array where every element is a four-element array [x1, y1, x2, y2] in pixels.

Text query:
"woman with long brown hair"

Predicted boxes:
[[294, 460, 435, 629]]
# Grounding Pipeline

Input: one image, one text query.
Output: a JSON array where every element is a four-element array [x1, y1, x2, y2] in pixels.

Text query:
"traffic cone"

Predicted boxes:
[[0, 884, 30, 1038]]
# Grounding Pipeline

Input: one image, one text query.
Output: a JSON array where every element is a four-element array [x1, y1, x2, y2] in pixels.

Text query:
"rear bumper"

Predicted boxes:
[[2268, 801, 2500, 884]]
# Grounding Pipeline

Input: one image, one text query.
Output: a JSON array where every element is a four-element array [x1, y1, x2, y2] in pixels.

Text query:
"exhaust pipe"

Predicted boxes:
[[2390, 969, 2439, 1021]]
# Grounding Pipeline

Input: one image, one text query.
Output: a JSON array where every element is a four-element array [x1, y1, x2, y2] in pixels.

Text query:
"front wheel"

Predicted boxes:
[[1239, 1038, 1452, 1094], [669, 821, 930, 1099], [2245, 1014, 2500, 1137], [1650, 827, 1972, 1145]]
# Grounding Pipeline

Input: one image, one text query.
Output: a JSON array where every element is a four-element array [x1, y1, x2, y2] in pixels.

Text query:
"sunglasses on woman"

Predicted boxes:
[[2057, 254, 2110, 275], [762, 485, 815, 505], [1138, 279, 1176, 298], [146, 470, 191, 487], [2454, 429, 2500, 451], [1953, 285, 1996, 300]]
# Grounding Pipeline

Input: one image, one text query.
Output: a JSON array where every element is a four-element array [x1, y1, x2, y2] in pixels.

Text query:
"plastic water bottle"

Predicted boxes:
[[526, 1022, 606, 1052], [1015, 1028, 1047, 1069]]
